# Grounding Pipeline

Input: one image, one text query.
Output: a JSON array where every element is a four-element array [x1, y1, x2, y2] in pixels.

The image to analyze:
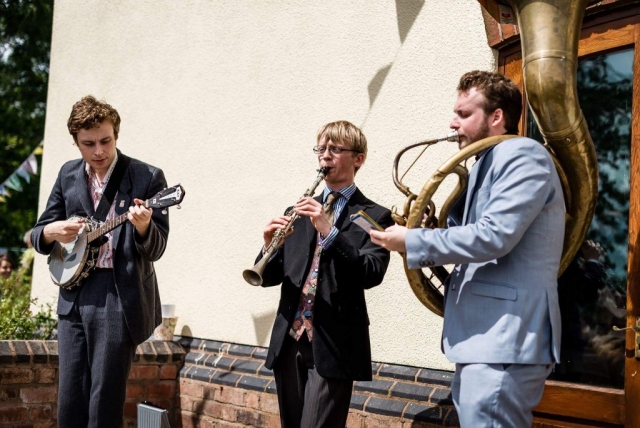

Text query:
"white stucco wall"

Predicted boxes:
[[33, 0, 495, 371]]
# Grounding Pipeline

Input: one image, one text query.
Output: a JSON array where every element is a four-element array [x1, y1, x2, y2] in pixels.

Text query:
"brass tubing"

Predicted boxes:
[[507, 0, 599, 273]]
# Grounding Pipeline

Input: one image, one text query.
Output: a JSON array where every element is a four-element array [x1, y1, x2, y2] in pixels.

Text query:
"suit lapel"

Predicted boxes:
[[308, 195, 322, 244], [462, 149, 492, 225], [335, 188, 371, 231], [111, 154, 132, 252], [76, 166, 95, 218]]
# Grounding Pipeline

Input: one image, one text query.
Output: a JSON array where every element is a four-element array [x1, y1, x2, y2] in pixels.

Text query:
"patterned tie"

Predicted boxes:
[[289, 191, 340, 341], [323, 191, 339, 224]]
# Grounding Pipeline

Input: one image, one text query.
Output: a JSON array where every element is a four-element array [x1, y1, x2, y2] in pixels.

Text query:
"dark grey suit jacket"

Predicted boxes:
[[258, 188, 392, 381], [32, 150, 169, 345]]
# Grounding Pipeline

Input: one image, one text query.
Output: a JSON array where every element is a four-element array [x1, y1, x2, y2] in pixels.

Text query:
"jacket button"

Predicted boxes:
[[419, 260, 428, 267]]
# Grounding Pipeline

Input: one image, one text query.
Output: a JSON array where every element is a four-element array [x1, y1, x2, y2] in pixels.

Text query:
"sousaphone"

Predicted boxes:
[[392, 0, 599, 316]]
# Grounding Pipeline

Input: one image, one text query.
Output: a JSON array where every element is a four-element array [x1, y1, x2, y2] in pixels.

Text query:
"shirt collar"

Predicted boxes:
[[323, 183, 356, 202], [85, 152, 119, 184]]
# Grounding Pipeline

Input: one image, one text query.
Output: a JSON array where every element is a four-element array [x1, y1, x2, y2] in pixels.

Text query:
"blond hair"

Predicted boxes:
[[317, 120, 367, 173]]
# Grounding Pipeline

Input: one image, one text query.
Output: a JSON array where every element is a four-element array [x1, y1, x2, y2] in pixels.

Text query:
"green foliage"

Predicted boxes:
[[0, 249, 57, 339], [0, 0, 53, 251]]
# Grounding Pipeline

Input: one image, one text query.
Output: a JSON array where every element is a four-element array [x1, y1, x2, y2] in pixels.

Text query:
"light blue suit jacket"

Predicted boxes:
[[406, 137, 564, 364]]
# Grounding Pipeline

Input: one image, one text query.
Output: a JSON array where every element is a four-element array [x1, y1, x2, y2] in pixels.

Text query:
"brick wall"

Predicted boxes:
[[125, 341, 186, 427], [176, 337, 459, 428], [0, 340, 185, 428], [1, 337, 606, 427]]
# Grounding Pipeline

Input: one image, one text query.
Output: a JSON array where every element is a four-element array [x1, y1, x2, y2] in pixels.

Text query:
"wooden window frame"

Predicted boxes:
[[491, 3, 640, 426]]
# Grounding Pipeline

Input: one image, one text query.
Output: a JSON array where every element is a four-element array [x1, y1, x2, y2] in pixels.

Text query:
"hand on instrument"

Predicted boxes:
[[263, 215, 293, 249], [370, 225, 408, 252], [129, 198, 153, 238], [43, 218, 86, 244], [295, 197, 332, 236]]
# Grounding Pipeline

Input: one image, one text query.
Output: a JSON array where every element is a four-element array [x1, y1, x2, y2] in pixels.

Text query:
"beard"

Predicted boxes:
[[459, 119, 491, 149]]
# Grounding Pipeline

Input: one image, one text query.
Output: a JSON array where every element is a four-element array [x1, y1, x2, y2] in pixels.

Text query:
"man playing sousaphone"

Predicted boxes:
[[253, 120, 392, 427], [371, 71, 565, 427]]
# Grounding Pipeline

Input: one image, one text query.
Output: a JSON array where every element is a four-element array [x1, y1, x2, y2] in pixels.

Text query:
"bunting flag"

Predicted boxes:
[[0, 142, 43, 204], [5, 175, 23, 192]]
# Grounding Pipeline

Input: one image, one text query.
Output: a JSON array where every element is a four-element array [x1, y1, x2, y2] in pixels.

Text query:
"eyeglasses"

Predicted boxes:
[[312, 145, 361, 155]]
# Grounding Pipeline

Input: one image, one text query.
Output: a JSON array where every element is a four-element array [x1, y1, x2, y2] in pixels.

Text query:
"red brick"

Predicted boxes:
[[20, 386, 57, 403], [260, 393, 280, 415], [264, 413, 281, 427], [216, 421, 246, 427], [180, 411, 199, 428], [179, 379, 204, 398], [0, 406, 28, 423], [159, 364, 178, 380], [29, 404, 53, 421], [347, 411, 365, 428], [35, 368, 56, 384], [245, 391, 260, 410], [237, 408, 269, 427], [364, 415, 403, 428], [0, 387, 19, 402], [202, 384, 217, 400], [124, 401, 137, 419], [126, 383, 144, 399], [33, 423, 57, 428], [202, 399, 222, 419], [0, 367, 34, 384], [128, 365, 158, 380], [221, 405, 237, 422], [217, 387, 245, 406], [199, 417, 216, 428], [146, 381, 175, 400], [180, 396, 195, 412]]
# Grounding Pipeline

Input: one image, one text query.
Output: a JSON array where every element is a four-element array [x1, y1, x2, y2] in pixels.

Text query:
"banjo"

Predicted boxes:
[[48, 184, 185, 290]]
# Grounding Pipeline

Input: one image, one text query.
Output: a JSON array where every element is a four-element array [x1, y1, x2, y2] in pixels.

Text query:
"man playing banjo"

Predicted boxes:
[[31, 96, 170, 428]]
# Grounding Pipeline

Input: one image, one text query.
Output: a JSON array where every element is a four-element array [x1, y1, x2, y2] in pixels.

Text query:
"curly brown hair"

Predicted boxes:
[[67, 95, 121, 142], [457, 70, 522, 134]]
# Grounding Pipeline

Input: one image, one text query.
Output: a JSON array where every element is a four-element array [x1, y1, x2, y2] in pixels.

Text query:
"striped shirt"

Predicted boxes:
[[85, 155, 118, 268], [318, 183, 356, 248]]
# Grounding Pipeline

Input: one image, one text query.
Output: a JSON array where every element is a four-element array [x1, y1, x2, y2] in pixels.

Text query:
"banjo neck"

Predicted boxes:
[[86, 211, 134, 244], [50, 184, 185, 290]]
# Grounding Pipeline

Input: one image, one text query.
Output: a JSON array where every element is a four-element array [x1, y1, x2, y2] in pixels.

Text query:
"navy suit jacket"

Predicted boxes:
[[32, 150, 169, 345], [258, 188, 392, 380]]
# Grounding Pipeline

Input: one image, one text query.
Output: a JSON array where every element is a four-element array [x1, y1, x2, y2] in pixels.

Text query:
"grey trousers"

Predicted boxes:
[[452, 362, 553, 428], [57, 270, 137, 428], [273, 334, 353, 428]]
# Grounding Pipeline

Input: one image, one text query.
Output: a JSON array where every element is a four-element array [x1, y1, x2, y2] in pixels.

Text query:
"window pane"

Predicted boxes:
[[529, 48, 633, 389]]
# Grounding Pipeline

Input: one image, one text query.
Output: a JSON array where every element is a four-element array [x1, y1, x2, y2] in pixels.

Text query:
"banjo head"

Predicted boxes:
[[48, 227, 91, 287]]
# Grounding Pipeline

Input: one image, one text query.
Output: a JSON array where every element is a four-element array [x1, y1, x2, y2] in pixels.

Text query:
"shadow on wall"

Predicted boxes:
[[365, 0, 425, 117], [396, 0, 425, 43], [253, 310, 277, 346]]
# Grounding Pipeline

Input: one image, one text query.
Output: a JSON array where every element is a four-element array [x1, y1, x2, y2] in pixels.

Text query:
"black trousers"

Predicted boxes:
[[57, 270, 137, 428], [273, 334, 353, 428]]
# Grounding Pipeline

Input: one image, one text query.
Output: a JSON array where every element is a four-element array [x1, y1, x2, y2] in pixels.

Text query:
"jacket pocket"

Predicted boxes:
[[470, 281, 517, 301]]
